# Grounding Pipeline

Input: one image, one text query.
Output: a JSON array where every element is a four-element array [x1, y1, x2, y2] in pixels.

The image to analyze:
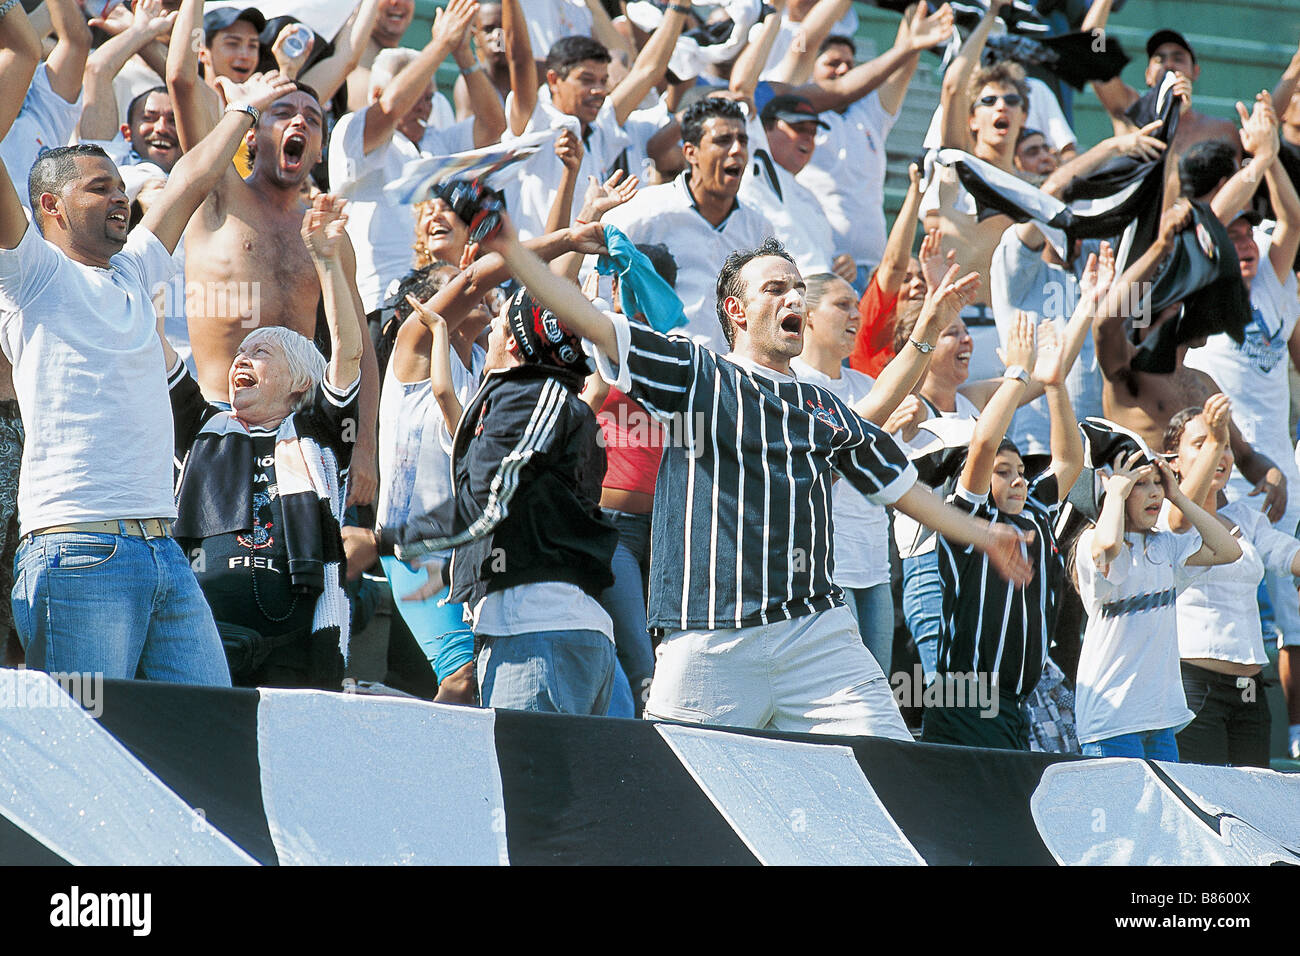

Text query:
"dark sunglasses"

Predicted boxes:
[[977, 93, 1024, 108]]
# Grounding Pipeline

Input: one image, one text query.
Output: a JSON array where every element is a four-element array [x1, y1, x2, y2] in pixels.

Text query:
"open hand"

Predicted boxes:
[[301, 194, 349, 260]]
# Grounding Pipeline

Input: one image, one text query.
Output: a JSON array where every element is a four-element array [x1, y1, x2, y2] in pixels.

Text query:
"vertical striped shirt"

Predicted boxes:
[[593, 313, 917, 632], [935, 474, 1063, 699]]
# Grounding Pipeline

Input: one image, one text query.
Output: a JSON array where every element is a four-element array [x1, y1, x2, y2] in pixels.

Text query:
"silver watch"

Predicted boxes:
[[1003, 364, 1030, 385], [225, 101, 260, 125], [910, 338, 935, 354]]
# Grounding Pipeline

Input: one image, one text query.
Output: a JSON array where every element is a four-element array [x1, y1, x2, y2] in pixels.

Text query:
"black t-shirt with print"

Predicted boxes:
[[194, 434, 315, 637]]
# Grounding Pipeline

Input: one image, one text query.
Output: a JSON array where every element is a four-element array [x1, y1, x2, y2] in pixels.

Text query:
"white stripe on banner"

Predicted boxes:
[[1030, 759, 1297, 865], [0, 671, 256, 865], [256, 689, 509, 865], [655, 724, 924, 866], [1152, 761, 1300, 854]]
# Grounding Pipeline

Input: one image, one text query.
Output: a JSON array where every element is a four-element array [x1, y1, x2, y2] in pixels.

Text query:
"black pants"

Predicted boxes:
[[1176, 662, 1271, 768], [921, 688, 1029, 751]]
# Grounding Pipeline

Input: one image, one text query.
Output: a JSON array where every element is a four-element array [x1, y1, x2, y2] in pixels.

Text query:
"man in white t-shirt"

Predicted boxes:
[[0, 11, 295, 685], [739, 93, 839, 279], [795, 4, 951, 292], [329, 13, 506, 316], [603, 97, 774, 350], [501, 12, 687, 239]]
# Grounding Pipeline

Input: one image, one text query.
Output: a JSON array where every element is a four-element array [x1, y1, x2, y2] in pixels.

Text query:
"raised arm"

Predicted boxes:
[[583, 0, 636, 67], [609, 5, 688, 125], [1157, 458, 1243, 566], [545, 130, 583, 235], [1211, 95, 1278, 224], [939, 0, 1001, 148], [1030, 318, 1083, 498], [141, 72, 298, 253], [300, 0, 382, 104], [452, 26, 507, 147], [503, 0, 535, 135], [42, 0, 91, 103], [878, 2, 951, 117], [1272, 38, 1300, 120], [0, 7, 45, 249], [960, 311, 1034, 496], [1081, 0, 1139, 126], [770, 0, 846, 87], [79, 0, 177, 142], [165, 0, 222, 151], [730, 3, 784, 98], [302, 195, 364, 390], [363, 0, 476, 155], [891, 482, 1034, 584], [405, 294, 464, 430], [1167, 393, 1231, 531], [876, 163, 923, 296], [800, 4, 950, 115], [855, 254, 979, 425], [482, 216, 618, 355], [1091, 451, 1142, 569], [1094, 201, 1187, 385], [1264, 123, 1300, 274]]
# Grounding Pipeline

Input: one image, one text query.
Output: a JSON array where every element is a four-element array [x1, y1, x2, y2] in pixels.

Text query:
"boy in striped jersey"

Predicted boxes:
[[927, 314, 1083, 750], [481, 219, 1036, 737]]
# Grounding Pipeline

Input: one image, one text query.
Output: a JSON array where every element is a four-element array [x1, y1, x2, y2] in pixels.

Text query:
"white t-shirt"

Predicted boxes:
[[796, 91, 896, 269], [602, 172, 775, 351], [501, 87, 631, 241], [329, 105, 475, 312], [376, 343, 486, 542], [1073, 527, 1201, 744], [0, 222, 179, 533], [2, 65, 83, 210], [752, 7, 860, 82], [789, 359, 889, 588], [894, 391, 981, 558], [1163, 501, 1300, 666], [474, 580, 614, 640], [1183, 225, 1300, 525], [622, 96, 671, 183], [740, 115, 834, 276], [521, 0, 594, 59]]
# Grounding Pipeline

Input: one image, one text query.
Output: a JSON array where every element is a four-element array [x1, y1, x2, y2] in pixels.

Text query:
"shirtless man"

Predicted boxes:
[[929, 0, 1021, 306], [1082, 0, 1238, 162], [167, 0, 380, 504], [1093, 199, 1286, 520]]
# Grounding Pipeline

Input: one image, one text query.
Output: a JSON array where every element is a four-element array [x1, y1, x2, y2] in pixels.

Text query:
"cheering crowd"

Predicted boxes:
[[2, 0, 1300, 768]]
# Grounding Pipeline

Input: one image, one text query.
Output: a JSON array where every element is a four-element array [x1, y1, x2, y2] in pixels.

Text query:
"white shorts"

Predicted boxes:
[[644, 605, 911, 740]]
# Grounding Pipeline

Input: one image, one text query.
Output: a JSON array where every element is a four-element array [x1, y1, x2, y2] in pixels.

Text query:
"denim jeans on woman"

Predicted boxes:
[[12, 530, 231, 685], [597, 509, 656, 715], [843, 583, 894, 673]]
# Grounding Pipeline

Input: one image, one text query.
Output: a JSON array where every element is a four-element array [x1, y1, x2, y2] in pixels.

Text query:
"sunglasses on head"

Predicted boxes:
[[977, 93, 1024, 108]]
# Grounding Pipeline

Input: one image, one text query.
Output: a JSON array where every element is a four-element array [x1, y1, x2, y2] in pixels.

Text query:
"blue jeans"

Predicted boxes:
[[12, 531, 231, 685], [597, 509, 655, 714], [843, 583, 894, 673], [477, 628, 615, 715], [901, 551, 942, 682], [1082, 727, 1180, 761]]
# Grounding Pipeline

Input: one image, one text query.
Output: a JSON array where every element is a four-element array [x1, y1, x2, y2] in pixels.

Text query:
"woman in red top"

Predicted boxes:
[[851, 164, 930, 377]]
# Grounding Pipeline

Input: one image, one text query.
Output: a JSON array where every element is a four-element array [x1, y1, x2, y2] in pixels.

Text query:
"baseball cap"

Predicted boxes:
[[1146, 29, 1196, 64], [760, 94, 830, 130], [204, 6, 268, 44]]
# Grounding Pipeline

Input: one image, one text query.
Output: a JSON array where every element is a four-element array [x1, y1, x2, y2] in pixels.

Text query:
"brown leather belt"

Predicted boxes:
[[26, 518, 174, 542]]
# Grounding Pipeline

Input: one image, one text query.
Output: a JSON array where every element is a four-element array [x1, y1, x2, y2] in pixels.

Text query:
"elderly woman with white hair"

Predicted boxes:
[[161, 196, 364, 689]]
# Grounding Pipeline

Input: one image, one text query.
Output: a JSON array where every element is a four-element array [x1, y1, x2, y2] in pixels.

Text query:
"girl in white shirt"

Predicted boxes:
[[1073, 442, 1242, 760], [1162, 395, 1300, 766]]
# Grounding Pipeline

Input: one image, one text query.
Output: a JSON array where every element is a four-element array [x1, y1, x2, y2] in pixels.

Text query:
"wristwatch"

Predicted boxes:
[[1003, 364, 1030, 385], [224, 101, 260, 126], [909, 338, 935, 354]]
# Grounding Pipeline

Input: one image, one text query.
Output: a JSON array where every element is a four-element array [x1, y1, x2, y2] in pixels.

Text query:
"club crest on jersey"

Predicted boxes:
[[805, 396, 844, 431]]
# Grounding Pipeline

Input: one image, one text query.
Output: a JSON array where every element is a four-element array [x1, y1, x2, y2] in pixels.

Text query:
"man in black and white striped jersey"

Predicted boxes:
[[484, 219, 1035, 738]]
